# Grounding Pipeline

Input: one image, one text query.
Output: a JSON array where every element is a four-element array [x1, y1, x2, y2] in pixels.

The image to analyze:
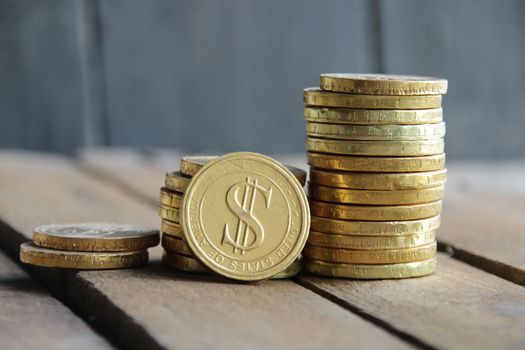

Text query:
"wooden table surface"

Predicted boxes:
[[1, 148, 524, 350]]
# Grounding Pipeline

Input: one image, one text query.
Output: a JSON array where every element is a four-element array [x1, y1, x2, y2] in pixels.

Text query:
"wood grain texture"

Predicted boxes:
[[0, 252, 111, 350], [299, 253, 525, 350], [0, 151, 411, 350]]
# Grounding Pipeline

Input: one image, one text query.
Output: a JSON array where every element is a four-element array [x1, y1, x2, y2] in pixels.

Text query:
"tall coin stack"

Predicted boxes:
[[159, 155, 305, 278], [302, 74, 447, 279]]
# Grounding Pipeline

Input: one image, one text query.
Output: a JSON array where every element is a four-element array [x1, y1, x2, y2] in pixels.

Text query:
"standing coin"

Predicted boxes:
[[20, 242, 148, 269], [304, 88, 442, 109], [165, 171, 191, 192], [32, 223, 159, 252], [309, 200, 442, 221], [309, 168, 447, 190], [182, 152, 310, 281], [307, 152, 445, 173], [320, 74, 448, 95], [303, 258, 436, 279], [304, 107, 443, 125], [306, 122, 446, 141], [306, 137, 444, 156]]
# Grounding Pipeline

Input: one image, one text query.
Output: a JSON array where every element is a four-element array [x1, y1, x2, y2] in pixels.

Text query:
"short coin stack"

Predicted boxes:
[[302, 73, 448, 279], [20, 223, 159, 269], [159, 155, 306, 279]]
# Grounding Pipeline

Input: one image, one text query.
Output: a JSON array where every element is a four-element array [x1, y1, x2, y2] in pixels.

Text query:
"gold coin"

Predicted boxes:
[[304, 107, 443, 125], [308, 184, 445, 205], [319, 73, 448, 95], [272, 259, 301, 279], [303, 257, 436, 279], [306, 137, 444, 156], [309, 168, 447, 190], [31, 223, 159, 252], [159, 204, 180, 223], [159, 187, 183, 208], [307, 152, 446, 172], [309, 200, 442, 221], [162, 252, 209, 273], [303, 242, 436, 264], [306, 122, 446, 141], [160, 220, 184, 239], [161, 234, 193, 256], [310, 215, 441, 236], [180, 155, 219, 176], [179, 155, 307, 186], [20, 242, 148, 269], [165, 171, 191, 192], [304, 88, 442, 109], [307, 230, 436, 250], [182, 152, 310, 281]]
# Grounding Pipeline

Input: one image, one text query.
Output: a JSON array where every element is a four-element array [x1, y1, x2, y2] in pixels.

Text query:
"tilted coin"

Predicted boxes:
[[307, 152, 446, 173], [307, 230, 436, 250], [304, 107, 443, 125], [165, 171, 191, 192], [310, 215, 441, 236], [320, 73, 448, 95], [159, 187, 183, 208], [303, 242, 437, 264], [309, 200, 442, 221], [31, 223, 159, 252], [179, 155, 307, 186], [159, 204, 180, 223], [304, 88, 442, 109], [160, 219, 184, 239], [309, 168, 447, 190], [306, 137, 444, 156], [182, 152, 310, 281], [306, 122, 446, 141], [20, 242, 148, 269], [308, 184, 445, 205], [161, 234, 193, 256], [162, 252, 209, 274], [303, 257, 436, 279], [180, 155, 219, 176]]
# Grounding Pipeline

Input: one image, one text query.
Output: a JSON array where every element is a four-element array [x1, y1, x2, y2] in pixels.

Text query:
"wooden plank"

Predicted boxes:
[[0, 251, 112, 350], [79, 148, 525, 349], [0, 150, 412, 350], [299, 254, 525, 350]]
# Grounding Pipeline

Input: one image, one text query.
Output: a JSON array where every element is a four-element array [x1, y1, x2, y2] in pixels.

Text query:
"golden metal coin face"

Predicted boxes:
[[160, 220, 184, 238], [162, 235, 193, 256], [310, 215, 441, 236], [20, 242, 148, 269], [159, 187, 183, 208], [307, 152, 446, 173], [303, 242, 437, 264], [304, 88, 442, 109], [31, 223, 159, 252], [182, 152, 310, 281], [165, 171, 191, 192], [180, 155, 219, 176], [162, 252, 209, 273], [307, 230, 436, 250], [304, 107, 443, 125], [320, 73, 448, 95], [306, 137, 444, 156], [306, 122, 446, 141], [309, 200, 442, 221], [309, 168, 447, 190], [159, 204, 180, 223], [308, 184, 445, 205], [303, 258, 436, 279]]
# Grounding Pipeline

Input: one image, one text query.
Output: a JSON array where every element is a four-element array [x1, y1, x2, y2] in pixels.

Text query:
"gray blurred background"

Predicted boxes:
[[1, 0, 524, 159]]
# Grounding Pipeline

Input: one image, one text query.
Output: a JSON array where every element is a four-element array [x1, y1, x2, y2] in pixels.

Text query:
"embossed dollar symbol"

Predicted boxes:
[[222, 177, 272, 254]]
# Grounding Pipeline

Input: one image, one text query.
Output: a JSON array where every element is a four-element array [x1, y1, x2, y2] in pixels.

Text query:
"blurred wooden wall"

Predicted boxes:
[[1, 0, 524, 158]]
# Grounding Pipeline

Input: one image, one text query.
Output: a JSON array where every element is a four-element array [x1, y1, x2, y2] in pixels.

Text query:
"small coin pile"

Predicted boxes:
[[20, 223, 159, 269], [302, 73, 448, 279], [159, 155, 307, 279]]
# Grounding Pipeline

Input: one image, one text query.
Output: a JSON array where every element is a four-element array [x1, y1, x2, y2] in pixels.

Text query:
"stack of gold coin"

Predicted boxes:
[[20, 223, 159, 269], [159, 155, 306, 279], [302, 73, 448, 279]]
